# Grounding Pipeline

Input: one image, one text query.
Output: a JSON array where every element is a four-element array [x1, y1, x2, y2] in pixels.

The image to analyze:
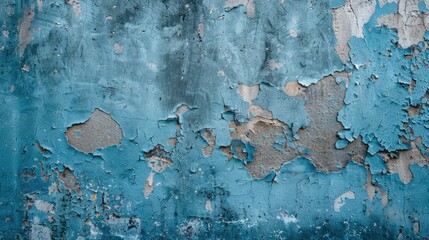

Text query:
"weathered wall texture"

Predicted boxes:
[[1, 0, 429, 239]]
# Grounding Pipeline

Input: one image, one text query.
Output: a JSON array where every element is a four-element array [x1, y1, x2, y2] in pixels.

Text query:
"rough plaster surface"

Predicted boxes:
[[1, 0, 429, 239]]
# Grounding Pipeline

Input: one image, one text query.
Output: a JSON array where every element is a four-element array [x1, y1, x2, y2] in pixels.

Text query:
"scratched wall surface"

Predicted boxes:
[[1, 0, 429, 239]]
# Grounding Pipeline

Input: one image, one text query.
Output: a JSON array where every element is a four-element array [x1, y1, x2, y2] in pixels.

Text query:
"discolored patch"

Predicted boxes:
[[297, 75, 368, 172]]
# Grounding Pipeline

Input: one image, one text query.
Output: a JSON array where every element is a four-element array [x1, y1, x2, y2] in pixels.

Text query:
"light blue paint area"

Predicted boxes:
[[339, 27, 411, 152], [367, 137, 386, 155], [372, 164, 429, 237], [365, 154, 386, 175], [253, 83, 307, 133], [365, 1, 399, 29], [338, 129, 354, 141], [335, 76, 347, 87], [243, 142, 255, 164], [335, 139, 349, 149], [221, 84, 252, 123], [418, 1, 429, 12], [329, 0, 345, 8], [220, 0, 345, 87]]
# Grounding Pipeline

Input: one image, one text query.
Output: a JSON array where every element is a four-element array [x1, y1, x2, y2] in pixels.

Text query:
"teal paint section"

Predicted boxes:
[[0, 0, 428, 239]]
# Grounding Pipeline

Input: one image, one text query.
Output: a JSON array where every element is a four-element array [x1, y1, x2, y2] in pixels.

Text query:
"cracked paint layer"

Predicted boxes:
[[0, 0, 429, 238]]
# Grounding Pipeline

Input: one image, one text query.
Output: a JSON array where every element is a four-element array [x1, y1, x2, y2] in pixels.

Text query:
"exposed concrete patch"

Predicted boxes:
[[34, 200, 55, 214], [334, 190, 355, 212], [283, 81, 306, 97], [35, 141, 50, 154], [297, 75, 368, 172], [143, 171, 155, 198], [237, 84, 259, 104], [175, 104, 191, 119], [57, 167, 82, 195], [48, 182, 59, 195], [168, 137, 178, 147], [230, 114, 298, 179], [224, 0, 255, 18], [220, 146, 234, 160], [378, 0, 429, 48], [65, 0, 81, 16], [380, 141, 429, 184], [364, 168, 388, 206], [268, 60, 284, 71], [65, 108, 124, 154], [332, 0, 376, 61], [201, 129, 216, 157], [143, 146, 173, 198], [17, 5, 35, 57], [144, 145, 173, 173], [407, 105, 422, 117], [277, 210, 298, 226]]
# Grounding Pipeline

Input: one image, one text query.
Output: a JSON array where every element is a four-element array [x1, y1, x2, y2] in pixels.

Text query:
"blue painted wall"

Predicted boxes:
[[1, 0, 428, 239]]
